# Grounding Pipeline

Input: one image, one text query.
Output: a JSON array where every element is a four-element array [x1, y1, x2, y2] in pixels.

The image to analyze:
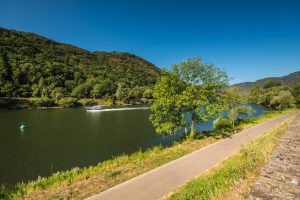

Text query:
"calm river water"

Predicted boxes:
[[0, 104, 265, 184]]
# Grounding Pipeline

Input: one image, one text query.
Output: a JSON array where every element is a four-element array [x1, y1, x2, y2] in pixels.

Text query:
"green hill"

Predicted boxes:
[[0, 27, 161, 103], [233, 71, 300, 92]]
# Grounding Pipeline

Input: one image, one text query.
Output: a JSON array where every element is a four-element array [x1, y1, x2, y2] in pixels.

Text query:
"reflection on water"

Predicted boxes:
[[19, 128, 26, 137]]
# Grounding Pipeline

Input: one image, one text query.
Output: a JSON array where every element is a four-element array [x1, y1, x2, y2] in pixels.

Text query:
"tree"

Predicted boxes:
[[249, 85, 264, 104], [115, 83, 127, 100], [51, 87, 66, 100], [1, 83, 15, 97], [90, 80, 116, 98], [143, 88, 153, 99], [150, 57, 229, 139], [149, 73, 186, 135], [225, 87, 254, 133], [71, 84, 91, 98], [270, 90, 295, 110]]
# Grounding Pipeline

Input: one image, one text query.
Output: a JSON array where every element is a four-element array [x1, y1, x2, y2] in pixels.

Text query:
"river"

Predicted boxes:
[[0, 104, 265, 185]]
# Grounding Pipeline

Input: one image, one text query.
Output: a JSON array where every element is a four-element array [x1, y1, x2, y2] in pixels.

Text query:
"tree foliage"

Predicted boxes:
[[149, 57, 229, 138], [248, 84, 297, 109], [225, 88, 253, 132], [270, 90, 295, 110]]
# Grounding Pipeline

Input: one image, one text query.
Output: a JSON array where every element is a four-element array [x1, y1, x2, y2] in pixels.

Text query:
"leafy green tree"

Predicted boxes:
[[224, 87, 254, 133], [149, 73, 186, 135], [51, 87, 66, 100], [115, 83, 127, 100], [90, 80, 116, 98], [143, 88, 153, 99], [270, 90, 295, 109], [1, 83, 15, 97], [150, 57, 229, 138], [71, 84, 91, 98], [249, 85, 264, 104]]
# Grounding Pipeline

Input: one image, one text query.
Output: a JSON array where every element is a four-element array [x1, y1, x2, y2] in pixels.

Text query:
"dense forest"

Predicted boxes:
[[0, 27, 161, 106]]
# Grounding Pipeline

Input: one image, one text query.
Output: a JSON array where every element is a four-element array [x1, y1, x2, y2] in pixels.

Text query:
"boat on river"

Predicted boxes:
[[86, 105, 104, 111]]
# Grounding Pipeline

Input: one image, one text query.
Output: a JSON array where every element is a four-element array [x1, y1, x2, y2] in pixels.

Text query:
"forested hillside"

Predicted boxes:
[[233, 71, 300, 92], [0, 27, 161, 104]]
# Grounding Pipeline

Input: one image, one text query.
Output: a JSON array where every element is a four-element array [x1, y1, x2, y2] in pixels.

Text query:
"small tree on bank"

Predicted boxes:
[[149, 57, 229, 139], [224, 87, 254, 134]]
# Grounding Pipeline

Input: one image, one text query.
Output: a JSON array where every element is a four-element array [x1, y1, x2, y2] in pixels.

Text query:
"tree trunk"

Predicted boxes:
[[232, 118, 235, 134], [190, 111, 196, 139], [184, 126, 188, 140], [191, 120, 195, 135]]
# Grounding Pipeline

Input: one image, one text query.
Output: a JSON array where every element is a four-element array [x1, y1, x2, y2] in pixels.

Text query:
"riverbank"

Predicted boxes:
[[165, 112, 297, 200], [0, 109, 294, 200], [0, 97, 150, 110]]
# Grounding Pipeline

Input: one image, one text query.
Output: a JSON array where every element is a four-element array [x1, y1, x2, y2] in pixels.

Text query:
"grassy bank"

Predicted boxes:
[[166, 113, 296, 200], [0, 109, 294, 200]]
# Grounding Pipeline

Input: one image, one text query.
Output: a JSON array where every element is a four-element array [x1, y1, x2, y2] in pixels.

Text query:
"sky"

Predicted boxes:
[[0, 0, 299, 84]]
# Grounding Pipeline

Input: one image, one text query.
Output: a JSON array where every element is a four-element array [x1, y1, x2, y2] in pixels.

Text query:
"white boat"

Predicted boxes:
[[86, 105, 103, 111], [86, 105, 151, 112]]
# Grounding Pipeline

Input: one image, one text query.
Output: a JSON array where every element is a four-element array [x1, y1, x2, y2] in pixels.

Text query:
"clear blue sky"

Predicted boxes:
[[0, 0, 299, 84]]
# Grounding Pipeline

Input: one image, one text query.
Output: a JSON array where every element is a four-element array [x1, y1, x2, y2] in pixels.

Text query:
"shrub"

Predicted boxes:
[[58, 97, 78, 108], [213, 117, 232, 135], [78, 99, 96, 106], [33, 98, 56, 107]]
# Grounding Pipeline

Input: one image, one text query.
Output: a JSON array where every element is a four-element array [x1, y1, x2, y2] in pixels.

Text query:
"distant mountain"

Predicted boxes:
[[232, 71, 300, 92], [0, 27, 161, 100]]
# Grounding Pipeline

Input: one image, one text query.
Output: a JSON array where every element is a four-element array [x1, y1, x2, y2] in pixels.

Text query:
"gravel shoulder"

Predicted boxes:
[[249, 113, 300, 200]]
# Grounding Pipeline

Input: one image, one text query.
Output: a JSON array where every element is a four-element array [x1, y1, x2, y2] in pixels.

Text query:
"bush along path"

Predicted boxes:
[[165, 113, 297, 200], [87, 113, 293, 200]]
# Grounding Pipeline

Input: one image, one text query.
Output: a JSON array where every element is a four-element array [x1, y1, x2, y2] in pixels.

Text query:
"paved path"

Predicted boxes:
[[249, 114, 300, 199], [87, 114, 291, 200]]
